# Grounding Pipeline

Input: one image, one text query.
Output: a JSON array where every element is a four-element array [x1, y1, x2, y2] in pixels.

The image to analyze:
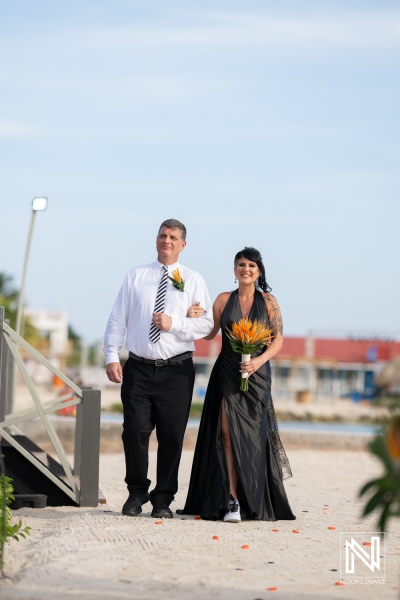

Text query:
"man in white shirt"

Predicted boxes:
[[104, 219, 213, 518]]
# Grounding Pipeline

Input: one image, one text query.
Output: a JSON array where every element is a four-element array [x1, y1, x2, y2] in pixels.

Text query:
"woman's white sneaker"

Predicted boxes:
[[223, 495, 241, 523]]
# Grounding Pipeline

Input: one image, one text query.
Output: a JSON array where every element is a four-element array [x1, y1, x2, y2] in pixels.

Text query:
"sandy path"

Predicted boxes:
[[1, 449, 399, 600]]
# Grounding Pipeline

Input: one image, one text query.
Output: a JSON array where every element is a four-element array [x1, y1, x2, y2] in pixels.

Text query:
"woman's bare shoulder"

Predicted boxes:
[[216, 291, 234, 300], [215, 291, 234, 305], [214, 292, 233, 312]]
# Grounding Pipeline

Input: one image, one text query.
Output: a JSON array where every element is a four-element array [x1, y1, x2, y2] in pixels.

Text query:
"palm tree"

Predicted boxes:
[[0, 272, 39, 343], [0, 272, 18, 329]]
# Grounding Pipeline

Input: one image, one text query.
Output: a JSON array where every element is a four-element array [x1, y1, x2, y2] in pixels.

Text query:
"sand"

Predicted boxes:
[[1, 447, 400, 600]]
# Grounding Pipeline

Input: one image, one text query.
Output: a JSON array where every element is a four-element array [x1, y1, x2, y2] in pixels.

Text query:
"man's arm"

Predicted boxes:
[[168, 275, 214, 342], [103, 275, 130, 381]]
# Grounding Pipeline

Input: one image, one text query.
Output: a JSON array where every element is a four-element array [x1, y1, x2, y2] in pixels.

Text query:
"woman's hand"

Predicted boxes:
[[187, 302, 205, 318], [240, 356, 263, 377]]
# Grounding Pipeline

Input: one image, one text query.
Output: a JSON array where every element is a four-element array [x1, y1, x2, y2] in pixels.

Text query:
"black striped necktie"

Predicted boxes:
[[149, 265, 168, 343]]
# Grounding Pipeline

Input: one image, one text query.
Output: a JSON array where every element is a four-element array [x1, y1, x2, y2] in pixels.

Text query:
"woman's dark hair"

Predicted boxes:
[[234, 247, 271, 293]]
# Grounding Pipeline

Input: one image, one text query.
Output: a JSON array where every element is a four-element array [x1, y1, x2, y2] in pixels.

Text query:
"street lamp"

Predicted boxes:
[[11, 197, 48, 410], [15, 197, 48, 337]]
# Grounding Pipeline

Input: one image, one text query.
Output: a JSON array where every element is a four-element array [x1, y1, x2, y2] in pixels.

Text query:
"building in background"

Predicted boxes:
[[23, 308, 70, 384], [193, 334, 400, 403], [20, 313, 398, 404]]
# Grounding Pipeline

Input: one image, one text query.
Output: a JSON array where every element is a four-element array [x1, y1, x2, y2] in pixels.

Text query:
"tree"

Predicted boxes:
[[0, 273, 18, 329], [67, 324, 82, 366], [0, 272, 39, 344]]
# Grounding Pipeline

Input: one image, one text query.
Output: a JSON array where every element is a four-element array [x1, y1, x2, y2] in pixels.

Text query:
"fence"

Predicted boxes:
[[0, 307, 101, 507]]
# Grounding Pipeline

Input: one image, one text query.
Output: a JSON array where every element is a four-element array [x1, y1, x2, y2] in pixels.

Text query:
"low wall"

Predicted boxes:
[[15, 417, 373, 454]]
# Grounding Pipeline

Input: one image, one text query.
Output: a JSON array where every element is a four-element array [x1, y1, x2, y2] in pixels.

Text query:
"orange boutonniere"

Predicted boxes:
[[168, 268, 185, 292]]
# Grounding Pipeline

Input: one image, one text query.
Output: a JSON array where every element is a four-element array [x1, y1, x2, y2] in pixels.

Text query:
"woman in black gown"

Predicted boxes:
[[179, 247, 295, 523]]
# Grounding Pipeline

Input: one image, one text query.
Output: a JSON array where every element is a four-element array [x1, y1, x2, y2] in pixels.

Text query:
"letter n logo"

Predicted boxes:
[[345, 536, 380, 574]]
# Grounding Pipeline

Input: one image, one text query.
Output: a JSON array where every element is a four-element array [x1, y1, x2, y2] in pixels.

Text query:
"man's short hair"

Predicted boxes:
[[158, 219, 187, 241]]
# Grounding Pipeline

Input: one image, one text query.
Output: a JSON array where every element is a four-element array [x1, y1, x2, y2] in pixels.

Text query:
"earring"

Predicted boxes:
[[234, 277, 237, 284]]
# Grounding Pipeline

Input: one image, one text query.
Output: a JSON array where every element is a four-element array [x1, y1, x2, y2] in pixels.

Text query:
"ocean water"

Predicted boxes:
[[101, 413, 379, 435]]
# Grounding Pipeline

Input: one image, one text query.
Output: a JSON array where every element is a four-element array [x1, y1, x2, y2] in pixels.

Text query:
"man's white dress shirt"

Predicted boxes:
[[104, 260, 213, 364]]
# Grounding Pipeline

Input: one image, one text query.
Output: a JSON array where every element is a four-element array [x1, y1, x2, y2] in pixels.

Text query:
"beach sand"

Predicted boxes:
[[1, 448, 399, 600]]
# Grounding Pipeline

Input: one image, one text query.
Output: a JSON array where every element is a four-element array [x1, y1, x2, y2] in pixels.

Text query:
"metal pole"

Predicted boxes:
[[15, 210, 36, 337], [11, 210, 37, 411]]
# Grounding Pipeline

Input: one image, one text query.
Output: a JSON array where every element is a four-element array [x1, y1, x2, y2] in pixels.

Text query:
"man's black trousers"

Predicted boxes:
[[121, 356, 195, 506]]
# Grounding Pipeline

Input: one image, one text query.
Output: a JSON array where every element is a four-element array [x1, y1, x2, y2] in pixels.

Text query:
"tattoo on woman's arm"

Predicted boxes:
[[267, 295, 283, 336]]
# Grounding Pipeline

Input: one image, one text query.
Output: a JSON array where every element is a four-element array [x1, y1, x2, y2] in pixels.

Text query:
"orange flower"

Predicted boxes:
[[212, 535, 219, 540], [387, 419, 400, 461], [227, 318, 273, 346], [171, 268, 182, 283], [168, 268, 185, 291], [241, 544, 250, 549]]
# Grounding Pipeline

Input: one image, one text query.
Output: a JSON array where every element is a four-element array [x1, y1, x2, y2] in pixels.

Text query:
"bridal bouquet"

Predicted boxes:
[[226, 318, 273, 391]]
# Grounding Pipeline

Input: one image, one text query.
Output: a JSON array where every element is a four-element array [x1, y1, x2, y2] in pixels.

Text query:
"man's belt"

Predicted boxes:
[[129, 351, 193, 367]]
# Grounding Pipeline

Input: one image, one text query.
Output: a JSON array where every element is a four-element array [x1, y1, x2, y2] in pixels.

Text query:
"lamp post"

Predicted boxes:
[[11, 197, 48, 411], [15, 197, 48, 338]]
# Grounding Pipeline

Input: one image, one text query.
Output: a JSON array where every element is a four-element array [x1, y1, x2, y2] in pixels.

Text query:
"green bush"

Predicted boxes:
[[359, 409, 400, 532], [0, 473, 31, 575]]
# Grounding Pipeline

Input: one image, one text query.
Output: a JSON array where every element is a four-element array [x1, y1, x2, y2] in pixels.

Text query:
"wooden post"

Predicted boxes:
[[76, 388, 101, 507]]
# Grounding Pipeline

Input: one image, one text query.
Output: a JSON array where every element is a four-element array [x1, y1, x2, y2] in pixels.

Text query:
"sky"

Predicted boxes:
[[0, 0, 399, 345]]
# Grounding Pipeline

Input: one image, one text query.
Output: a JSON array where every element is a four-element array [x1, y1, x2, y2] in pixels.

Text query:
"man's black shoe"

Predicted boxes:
[[151, 503, 173, 519], [122, 492, 150, 517]]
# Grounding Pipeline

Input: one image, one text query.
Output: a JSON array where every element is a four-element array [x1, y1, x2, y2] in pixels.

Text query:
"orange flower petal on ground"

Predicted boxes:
[[271, 529, 279, 532], [292, 529, 300, 533], [335, 581, 344, 586], [194, 515, 201, 520], [155, 521, 163, 525], [266, 587, 278, 591], [212, 535, 219, 540], [363, 542, 372, 546], [241, 544, 250, 549], [328, 526, 336, 530]]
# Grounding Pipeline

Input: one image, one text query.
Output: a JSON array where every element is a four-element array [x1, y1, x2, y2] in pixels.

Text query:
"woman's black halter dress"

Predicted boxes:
[[181, 289, 295, 521]]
